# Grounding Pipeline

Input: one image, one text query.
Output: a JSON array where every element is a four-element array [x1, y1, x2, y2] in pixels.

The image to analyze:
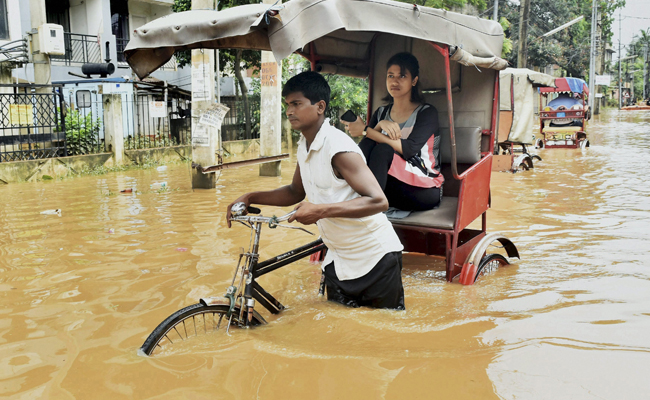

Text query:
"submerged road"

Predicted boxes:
[[0, 108, 649, 399]]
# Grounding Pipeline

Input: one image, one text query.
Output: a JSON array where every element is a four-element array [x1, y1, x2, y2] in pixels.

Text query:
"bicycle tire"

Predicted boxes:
[[140, 303, 266, 356]]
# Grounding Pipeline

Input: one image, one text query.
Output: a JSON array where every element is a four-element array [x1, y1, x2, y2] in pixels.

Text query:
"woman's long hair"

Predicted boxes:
[[382, 52, 425, 104]]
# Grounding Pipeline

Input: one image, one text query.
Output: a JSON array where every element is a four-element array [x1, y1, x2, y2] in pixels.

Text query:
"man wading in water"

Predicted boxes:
[[226, 71, 405, 310]]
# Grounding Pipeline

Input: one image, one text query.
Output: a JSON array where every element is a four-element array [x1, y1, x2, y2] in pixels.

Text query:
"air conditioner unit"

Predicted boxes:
[[38, 24, 65, 56]]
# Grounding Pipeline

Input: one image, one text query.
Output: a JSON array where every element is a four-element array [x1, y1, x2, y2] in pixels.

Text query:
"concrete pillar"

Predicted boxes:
[[190, 0, 217, 188], [29, 0, 51, 86], [103, 94, 124, 166], [259, 0, 282, 177]]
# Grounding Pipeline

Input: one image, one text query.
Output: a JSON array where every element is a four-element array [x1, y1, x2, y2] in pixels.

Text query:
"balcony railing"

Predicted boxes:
[[51, 33, 102, 65], [51, 34, 177, 71]]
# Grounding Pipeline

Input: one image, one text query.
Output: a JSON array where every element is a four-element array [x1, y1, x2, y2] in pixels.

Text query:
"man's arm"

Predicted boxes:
[[226, 165, 306, 227], [289, 152, 388, 225]]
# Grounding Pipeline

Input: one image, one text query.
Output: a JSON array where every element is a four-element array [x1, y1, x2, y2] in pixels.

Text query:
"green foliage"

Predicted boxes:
[[125, 133, 178, 150], [499, 0, 625, 78], [500, 17, 513, 57], [63, 109, 102, 156]]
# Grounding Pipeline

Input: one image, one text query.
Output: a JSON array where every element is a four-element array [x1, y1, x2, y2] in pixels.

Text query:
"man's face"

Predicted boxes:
[[284, 92, 324, 131]]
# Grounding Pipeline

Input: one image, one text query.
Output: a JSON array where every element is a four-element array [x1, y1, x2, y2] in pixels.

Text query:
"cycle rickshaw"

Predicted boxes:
[[537, 77, 590, 149], [125, 0, 520, 356], [494, 68, 556, 171]]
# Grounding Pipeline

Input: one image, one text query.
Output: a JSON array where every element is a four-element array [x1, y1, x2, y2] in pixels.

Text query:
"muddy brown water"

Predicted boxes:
[[1, 109, 649, 399]]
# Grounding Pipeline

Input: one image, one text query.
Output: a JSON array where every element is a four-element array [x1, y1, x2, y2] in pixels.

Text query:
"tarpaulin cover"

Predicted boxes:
[[500, 68, 556, 144], [124, 0, 506, 79]]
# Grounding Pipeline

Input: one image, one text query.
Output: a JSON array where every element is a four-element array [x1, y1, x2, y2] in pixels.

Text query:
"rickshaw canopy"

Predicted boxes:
[[499, 68, 556, 144], [124, 0, 507, 79], [539, 77, 589, 96]]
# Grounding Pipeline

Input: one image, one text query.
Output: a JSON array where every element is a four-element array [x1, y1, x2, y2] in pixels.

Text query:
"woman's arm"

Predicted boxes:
[[399, 106, 438, 159]]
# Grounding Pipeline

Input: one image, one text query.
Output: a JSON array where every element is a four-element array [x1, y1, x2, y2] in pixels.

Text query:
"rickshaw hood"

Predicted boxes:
[[125, 0, 506, 79]]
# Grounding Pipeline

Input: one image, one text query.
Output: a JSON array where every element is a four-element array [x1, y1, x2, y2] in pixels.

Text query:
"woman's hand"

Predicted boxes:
[[376, 120, 402, 140], [341, 116, 366, 137]]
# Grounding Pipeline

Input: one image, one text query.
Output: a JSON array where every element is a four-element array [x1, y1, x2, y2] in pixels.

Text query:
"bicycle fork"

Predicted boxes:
[[241, 221, 263, 327]]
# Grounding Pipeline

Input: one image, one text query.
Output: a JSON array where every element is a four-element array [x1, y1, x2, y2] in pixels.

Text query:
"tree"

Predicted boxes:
[[499, 0, 625, 78]]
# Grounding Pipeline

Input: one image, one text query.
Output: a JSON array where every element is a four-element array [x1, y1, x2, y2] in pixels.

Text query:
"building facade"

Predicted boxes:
[[1, 0, 187, 83]]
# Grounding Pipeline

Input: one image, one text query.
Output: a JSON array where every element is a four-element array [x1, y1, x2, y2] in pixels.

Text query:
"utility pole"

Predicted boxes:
[[29, 0, 51, 86], [588, 0, 597, 115], [190, 0, 218, 189], [641, 44, 648, 100], [493, 0, 498, 21], [517, 0, 531, 68], [619, 11, 622, 109], [259, 0, 283, 177]]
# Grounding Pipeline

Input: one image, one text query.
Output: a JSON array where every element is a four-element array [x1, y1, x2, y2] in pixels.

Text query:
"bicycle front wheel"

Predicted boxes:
[[140, 303, 266, 356]]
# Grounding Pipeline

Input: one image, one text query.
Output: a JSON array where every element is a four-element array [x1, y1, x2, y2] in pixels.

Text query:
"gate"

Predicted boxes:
[[0, 84, 66, 162]]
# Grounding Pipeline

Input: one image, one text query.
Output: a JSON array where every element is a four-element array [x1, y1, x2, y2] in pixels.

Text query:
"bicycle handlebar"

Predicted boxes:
[[229, 202, 296, 224]]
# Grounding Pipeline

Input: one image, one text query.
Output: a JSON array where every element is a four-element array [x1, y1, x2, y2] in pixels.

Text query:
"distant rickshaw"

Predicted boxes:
[[494, 68, 556, 171], [537, 77, 590, 149]]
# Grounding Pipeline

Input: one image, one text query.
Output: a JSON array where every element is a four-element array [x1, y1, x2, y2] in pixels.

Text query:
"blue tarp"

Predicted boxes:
[[565, 77, 587, 94]]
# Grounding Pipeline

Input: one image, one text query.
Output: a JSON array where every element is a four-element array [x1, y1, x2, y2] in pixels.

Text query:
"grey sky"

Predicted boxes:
[[610, 0, 650, 60]]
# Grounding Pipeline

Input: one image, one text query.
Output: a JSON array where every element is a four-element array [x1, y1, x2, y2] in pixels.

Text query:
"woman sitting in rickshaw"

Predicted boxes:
[[343, 52, 443, 212]]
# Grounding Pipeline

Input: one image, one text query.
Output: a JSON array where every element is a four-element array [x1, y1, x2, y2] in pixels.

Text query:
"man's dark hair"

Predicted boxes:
[[282, 71, 330, 109]]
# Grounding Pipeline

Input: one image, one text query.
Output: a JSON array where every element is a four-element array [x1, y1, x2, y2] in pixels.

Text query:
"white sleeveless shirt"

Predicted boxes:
[[297, 120, 403, 281]]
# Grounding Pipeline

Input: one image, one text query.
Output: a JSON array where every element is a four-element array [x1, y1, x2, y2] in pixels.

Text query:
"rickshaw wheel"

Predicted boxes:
[[474, 254, 509, 282]]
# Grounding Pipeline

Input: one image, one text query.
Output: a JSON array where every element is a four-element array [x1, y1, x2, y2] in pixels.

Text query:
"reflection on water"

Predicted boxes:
[[0, 109, 649, 399]]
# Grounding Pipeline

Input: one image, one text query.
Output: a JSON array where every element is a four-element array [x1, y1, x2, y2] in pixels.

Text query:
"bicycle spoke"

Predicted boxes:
[[204, 315, 207, 334], [216, 314, 224, 331], [183, 319, 188, 338], [165, 334, 174, 344], [173, 326, 184, 341], [193, 316, 197, 336]]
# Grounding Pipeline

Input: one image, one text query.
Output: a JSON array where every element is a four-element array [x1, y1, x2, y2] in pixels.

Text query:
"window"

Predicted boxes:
[[45, 0, 71, 33], [76, 90, 92, 109], [0, 0, 9, 40], [110, 0, 129, 62]]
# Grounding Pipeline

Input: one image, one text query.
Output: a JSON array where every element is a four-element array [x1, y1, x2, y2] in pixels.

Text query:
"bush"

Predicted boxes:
[[63, 109, 103, 155], [125, 133, 178, 150]]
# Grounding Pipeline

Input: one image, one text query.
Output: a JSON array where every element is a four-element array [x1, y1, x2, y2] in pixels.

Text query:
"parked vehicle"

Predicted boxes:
[[537, 77, 590, 149], [495, 68, 556, 171]]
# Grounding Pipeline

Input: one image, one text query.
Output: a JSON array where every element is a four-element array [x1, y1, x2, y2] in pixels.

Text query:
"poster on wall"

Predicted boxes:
[[199, 103, 230, 129], [192, 124, 210, 147], [149, 101, 167, 118]]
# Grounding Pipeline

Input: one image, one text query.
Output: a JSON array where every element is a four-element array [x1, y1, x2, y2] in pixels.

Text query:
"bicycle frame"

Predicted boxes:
[[206, 217, 326, 327]]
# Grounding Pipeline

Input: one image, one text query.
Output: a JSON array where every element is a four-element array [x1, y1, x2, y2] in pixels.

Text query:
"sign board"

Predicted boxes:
[[595, 93, 604, 98], [595, 75, 611, 86], [261, 62, 278, 87], [192, 124, 210, 147], [191, 62, 210, 101], [9, 104, 34, 125], [148, 101, 167, 118], [199, 103, 230, 129]]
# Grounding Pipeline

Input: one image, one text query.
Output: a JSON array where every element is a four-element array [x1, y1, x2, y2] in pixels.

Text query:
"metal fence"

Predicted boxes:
[[51, 33, 102, 65], [123, 94, 192, 150], [0, 85, 67, 162], [220, 96, 261, 141]]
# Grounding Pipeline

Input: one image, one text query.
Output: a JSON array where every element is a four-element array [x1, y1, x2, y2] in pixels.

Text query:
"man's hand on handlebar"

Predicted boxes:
[[288, 202, 324, 225], [226, 195, 251, 228]]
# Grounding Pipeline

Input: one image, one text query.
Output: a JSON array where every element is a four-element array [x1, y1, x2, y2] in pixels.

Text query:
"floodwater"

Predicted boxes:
[[1, 108, 649, 399]]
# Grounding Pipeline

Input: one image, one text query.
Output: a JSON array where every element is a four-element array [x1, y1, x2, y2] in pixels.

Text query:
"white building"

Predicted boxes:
[[0, 0, 188, 84]]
